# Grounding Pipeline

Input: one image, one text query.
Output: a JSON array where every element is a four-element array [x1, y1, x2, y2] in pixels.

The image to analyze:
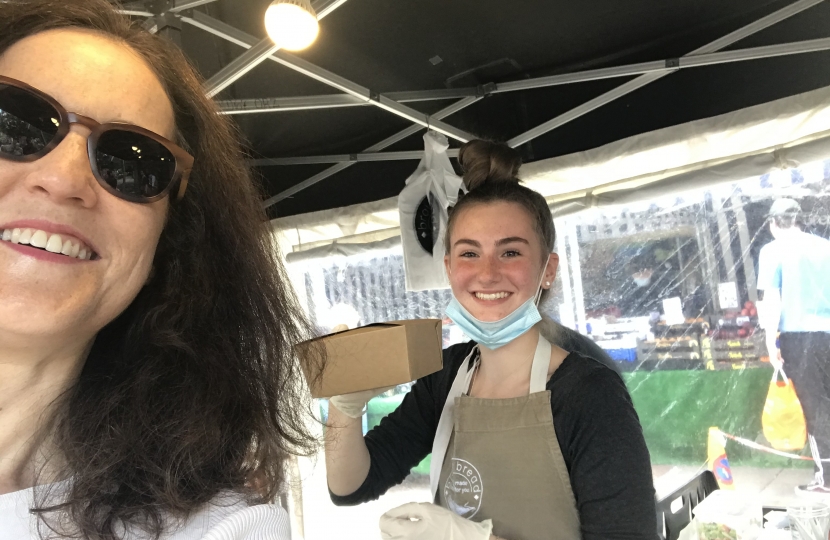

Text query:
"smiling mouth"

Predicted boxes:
[[475, 292, 511, 300], [1, 227, 97, 260]]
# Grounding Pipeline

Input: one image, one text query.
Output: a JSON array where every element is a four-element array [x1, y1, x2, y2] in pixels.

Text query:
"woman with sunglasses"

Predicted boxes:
[[0, 1, 319, 539], [325, 141, 657, 540]]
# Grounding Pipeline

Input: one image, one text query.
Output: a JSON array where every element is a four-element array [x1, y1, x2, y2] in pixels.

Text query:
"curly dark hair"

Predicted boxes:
[[0, 1, 322, 538]]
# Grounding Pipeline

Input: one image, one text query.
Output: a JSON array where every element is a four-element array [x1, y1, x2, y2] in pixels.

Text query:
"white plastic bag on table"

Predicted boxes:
[[398, 131, 465, 291]]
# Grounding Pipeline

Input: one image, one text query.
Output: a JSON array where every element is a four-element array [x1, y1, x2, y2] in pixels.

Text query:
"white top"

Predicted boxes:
[[0, 484, 290, 540]]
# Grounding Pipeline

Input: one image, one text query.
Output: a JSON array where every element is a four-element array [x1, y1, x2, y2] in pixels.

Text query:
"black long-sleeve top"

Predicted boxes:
[[331, 329, 658, 540]]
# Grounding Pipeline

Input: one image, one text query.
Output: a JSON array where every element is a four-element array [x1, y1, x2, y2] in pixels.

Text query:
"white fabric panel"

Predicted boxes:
[[271, 196, 398, 252], [522, 84, 830, 203]]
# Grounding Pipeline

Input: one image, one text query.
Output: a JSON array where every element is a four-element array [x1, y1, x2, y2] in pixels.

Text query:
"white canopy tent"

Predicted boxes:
[[273, 83, 830, 259]]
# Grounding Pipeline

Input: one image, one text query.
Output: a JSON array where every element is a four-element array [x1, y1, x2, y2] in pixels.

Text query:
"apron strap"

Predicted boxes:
[[430, 345, 478, 499], [529, 333, 551, 394]]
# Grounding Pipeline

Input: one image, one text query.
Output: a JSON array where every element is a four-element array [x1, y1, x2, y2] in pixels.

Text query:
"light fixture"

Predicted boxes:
[[264, 0, 319, 51]]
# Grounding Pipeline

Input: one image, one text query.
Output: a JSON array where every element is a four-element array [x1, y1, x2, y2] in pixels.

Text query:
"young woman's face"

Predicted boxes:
[[445, 201, 558, 322], [0, 29, 174, 348]]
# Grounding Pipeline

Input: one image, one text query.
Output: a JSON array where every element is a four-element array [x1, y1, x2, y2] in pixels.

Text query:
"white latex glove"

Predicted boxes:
[[329, 386, 395, 419], [380, 502, 493, 540]]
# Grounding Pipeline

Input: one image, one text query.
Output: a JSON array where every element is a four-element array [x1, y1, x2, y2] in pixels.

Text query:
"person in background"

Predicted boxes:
[[324, 140, 656, 540], [757, 198, 830, 496], [0, 1, 319, 538], [618, 252, 680, 318]]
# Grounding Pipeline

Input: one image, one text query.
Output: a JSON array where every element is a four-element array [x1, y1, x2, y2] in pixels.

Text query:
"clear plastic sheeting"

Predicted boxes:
[[288, 244, 458, 343], [285, 160, 830, 539]]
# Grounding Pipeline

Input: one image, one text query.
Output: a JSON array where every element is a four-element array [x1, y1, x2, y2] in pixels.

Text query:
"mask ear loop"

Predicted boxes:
[[534, 254, 551, 306]]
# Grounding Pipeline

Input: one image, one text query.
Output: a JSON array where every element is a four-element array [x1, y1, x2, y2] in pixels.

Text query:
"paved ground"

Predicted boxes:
[[286, 458, 816, 540]]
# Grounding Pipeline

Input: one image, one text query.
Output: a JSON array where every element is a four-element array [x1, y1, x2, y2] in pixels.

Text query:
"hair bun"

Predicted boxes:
[[458, 140, 522, 191]]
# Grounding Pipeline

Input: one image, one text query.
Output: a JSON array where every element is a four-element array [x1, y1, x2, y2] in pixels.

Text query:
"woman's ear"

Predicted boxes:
[[444, 255, 451, 277], [544, 253, 559, 288]]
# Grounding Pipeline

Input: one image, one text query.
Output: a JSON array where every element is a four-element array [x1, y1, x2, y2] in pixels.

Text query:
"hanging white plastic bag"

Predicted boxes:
[[398, 131, 465, 291]]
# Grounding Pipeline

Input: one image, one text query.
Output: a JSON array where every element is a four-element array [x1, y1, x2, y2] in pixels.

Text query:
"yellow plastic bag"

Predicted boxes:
[[762, 368, 807, 451]]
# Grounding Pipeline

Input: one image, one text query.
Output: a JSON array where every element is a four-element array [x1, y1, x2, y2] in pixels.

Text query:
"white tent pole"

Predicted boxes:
[[715, 198, 738, 283], [731, 193, 759, 303], [507, 0, 826, 148], [554, 220, 577, 330], [263, 96, 481, 207], [566, 221, 588, 334]]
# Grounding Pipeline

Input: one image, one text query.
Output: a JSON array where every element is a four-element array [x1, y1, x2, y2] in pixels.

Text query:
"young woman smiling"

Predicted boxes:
[[325, 141, 657, 540], [0, 1, 319, 538]]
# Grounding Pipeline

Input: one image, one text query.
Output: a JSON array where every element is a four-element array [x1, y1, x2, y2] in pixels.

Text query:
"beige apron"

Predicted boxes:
[[430, 335, 581, 540]]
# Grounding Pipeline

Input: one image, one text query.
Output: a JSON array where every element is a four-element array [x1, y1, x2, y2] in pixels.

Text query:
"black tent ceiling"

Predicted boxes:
[[128, 0, 830, 218]]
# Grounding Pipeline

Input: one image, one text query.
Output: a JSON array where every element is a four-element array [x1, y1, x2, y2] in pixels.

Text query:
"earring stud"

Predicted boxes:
[[545, 281, 551, 287]]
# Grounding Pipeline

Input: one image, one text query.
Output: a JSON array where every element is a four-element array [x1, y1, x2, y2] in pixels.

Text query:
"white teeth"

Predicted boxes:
[[475, 292, 510, 300], [30, 230, 48, 249], [18, 228, 32, 245], [0, 227, 93, 260], [45, 233, 63, 253], [61, 238, 74, 256]]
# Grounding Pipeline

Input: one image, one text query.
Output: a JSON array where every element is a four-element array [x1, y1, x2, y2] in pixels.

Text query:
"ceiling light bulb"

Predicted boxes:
[[265, 0, 319, 51]]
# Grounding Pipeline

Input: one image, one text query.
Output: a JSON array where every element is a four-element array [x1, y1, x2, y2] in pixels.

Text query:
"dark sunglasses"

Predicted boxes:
[[0, 75, 192, 203]]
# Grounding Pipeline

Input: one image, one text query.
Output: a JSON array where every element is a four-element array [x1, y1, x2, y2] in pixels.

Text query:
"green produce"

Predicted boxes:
[[697, 521, 738, 540]]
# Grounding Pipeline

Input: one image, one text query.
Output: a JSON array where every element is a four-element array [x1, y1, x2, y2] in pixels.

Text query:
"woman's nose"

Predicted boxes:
[[22, 129, 99, 207], [479, 256, 501, 283]]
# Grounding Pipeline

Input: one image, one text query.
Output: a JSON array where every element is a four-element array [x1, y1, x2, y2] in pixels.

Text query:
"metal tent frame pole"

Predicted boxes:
[[190, 12, 474, 143], [269, 0, 827, 203], [249, 33, 830, 168], [147, 0, 826, 204], [203, 0, 347, 97], [217, 35, 830, 115], [262, 96, 481, 206], [118, 0, 221, 33], [507, 0, 825, 148], [250, 148, 461, 166], [218, 88, 481, 114]]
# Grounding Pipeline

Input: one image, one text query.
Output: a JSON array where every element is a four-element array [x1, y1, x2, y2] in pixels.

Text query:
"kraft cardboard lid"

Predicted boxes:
[[308, 320, 440, 343]]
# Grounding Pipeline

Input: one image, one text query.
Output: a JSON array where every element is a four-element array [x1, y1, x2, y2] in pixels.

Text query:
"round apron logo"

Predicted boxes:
[[443, 458, 483, 518]]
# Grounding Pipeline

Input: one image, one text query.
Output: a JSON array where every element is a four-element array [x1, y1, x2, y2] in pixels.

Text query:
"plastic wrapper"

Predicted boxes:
[[397, 131, 464, 291]]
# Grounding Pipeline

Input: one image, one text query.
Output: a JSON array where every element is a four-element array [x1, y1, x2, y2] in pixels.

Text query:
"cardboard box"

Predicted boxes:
[[298, 319, 443, 398]]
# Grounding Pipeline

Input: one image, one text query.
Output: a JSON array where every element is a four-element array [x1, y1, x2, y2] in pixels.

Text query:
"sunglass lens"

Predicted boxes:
[[0, 83, 60, 157], [95, 130, 176, 199]]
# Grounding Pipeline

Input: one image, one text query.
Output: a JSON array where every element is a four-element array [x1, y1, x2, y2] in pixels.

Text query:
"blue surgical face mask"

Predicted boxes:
[[445, 263, 548, 350]]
